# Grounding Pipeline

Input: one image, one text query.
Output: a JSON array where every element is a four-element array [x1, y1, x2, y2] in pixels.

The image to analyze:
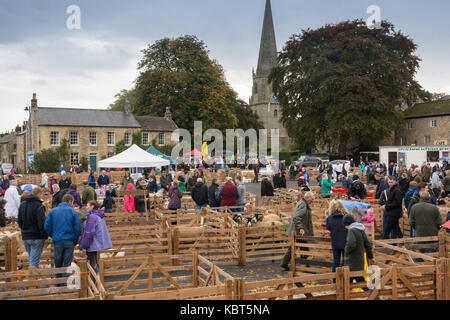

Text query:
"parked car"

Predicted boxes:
[[295, 155, 321, 167]]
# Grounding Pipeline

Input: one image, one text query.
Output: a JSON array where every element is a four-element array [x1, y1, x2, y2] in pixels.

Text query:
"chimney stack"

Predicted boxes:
[[31, 93, 37, 109], [164, 106, 172, 120], [124, 97, 131, 114]]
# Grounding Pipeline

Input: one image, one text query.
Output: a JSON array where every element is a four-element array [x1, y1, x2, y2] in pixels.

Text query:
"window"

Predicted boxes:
[[89, 132, 97, 146], [50, 131, 60, 146], [425, 136, 431, 144], [107, 132, 115, 146], [70, 152, 79, 166], [274, 110, 278, 117], [70, 131, 79, 146], [142, 132, 149, 146], [427, 151, 439, 162], [406, 121, 413, 130], [107, 152, 115, 158], [13, 144, 17, 151], [158, 133, 165, 146], [253, 83, 258, 94], [430, 120, 437, 128], [124, 133, 131, 146], [400, 137, 406, 146]]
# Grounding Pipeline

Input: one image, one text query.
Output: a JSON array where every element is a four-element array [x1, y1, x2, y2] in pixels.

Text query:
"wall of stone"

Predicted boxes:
[[401, 115, 450, 146], [37, 126, 140, 162]]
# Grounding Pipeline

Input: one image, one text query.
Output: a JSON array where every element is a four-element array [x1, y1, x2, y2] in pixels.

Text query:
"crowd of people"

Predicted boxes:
[[0, 156, 449, 284]]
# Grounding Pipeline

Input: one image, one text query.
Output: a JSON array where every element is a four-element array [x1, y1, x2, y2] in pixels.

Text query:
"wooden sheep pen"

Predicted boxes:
[[0, 258, 101, 300], [99, 253, 234, 299], [234, 258, 450, 300]]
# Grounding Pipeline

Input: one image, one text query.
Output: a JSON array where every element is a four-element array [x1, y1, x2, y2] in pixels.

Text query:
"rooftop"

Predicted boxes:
[[135, 116, 178, 132], [36, 107, 141, 128], [404, 98, 450, 119]]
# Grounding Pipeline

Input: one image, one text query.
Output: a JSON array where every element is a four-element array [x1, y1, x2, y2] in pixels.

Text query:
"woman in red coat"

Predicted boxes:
[[220, 177, 238, 207]]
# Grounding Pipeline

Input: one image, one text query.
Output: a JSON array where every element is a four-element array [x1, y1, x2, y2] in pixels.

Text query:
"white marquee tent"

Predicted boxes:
[[98, 144, 170, 169]]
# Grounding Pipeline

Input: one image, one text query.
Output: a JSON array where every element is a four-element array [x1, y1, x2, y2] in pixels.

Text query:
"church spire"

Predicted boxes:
[[256, 0, 277, 77]]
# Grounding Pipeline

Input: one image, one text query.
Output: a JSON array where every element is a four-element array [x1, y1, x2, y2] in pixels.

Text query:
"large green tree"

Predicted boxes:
[[131, 35, 239, 134], [269, 20, 423, 153]]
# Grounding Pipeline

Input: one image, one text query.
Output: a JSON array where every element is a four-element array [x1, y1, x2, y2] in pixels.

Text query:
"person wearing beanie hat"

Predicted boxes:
[[343, 214, 355, 227], [343, 214, 375, 291]]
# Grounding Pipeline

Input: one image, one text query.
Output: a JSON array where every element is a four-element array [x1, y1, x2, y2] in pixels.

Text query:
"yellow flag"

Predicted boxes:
[[202, 142, 208, 158]]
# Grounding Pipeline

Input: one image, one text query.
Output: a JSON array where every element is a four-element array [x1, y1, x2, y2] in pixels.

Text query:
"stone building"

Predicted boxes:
[[136, 107, 178, 148], [398, 96, 450, 147], [249, 0, 290, 151], [0, 125, 27, 173], [19, 93, 178, 172]]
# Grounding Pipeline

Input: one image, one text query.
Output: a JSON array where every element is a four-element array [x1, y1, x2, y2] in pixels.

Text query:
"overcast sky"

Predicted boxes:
[[1, 0, 449, 132]]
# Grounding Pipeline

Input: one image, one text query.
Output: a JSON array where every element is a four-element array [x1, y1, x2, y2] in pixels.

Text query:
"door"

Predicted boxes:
[[90, 154, 97, 172], [388, 152, 397, 164], [398, 152, 406, 165]]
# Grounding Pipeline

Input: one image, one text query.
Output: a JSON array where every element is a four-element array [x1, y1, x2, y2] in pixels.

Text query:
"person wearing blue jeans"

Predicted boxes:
[[325, 201, 348, 275], [44, 194, 80, 286], [18, 187, 48, 269], [23, 239, 45, 268]]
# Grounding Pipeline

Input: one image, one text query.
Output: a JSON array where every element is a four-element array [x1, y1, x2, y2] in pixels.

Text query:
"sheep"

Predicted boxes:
[[100, 251, 126, 259]]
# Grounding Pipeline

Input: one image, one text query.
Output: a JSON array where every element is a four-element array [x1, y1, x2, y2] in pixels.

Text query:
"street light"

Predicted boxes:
[[24, 105, 32, 172]]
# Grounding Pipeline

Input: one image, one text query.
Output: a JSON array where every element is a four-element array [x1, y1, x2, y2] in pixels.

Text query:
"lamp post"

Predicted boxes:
[[24, 105, 31, 172]]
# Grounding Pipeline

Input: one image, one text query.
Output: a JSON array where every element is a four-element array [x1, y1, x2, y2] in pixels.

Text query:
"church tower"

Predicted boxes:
[[249, 0, 290, 150]]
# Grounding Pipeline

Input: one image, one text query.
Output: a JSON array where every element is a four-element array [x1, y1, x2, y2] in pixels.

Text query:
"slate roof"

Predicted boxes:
[[135, 116, 178, 132], [404, 99, 450, 119], [36, 108, 141, 128], [0, 134, 15, 144]]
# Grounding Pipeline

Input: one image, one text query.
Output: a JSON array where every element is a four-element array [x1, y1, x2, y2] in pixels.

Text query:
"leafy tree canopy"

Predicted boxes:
[[110, 35, 262, 136], [269, 20, 423, 153]]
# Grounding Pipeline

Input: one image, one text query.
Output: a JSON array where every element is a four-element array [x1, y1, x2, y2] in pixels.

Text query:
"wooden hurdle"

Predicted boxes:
[[100, 252, 234, 299], [235, 259, 450, 300], [0, 258, 100, 300]]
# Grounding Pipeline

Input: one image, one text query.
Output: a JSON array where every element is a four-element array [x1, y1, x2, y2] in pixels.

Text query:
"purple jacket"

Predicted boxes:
[[168, 185, 182, 210], [79, 209, 112, 252], [67, 189, 82, 208]]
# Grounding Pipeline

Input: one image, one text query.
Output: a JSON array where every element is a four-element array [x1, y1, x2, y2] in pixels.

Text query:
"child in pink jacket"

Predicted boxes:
[[123, 183, 135, 213]]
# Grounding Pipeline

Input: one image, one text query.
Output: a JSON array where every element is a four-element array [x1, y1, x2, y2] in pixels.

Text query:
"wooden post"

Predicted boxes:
[[4, 237, 11, 272], [290, 232, 296, 275], [172, 228, 179, 266], [192, 252, 199, 287], [446, 258, 450, 300], [234, 278, 245, 300], [225, 279, 233, 300], [343, 267, 350, 300], [99, 259, 105, 286], [392, 264, 398, 300], [78, 258, 89, 298], [438, 229, 447, 258], [336, 267, 344, 300], [435, 258, 444, 300], [10, 237, 17, 271], [238, 226, 246, 266], [148, 256, 153, 292]]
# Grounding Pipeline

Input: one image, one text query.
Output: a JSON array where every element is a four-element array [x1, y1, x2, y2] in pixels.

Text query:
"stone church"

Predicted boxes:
[[249, 0, 290, 151]]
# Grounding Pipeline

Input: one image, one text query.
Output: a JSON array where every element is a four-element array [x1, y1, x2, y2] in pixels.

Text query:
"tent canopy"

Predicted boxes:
[[98, 144, 170, 169], [146, 146, 175, 165], [185, 148, 202, 156]]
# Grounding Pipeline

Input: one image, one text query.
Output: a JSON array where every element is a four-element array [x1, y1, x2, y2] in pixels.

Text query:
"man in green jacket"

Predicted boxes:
[[280, 191, 315, 271], [410, 190, 442, 238], [343, 215, 375, 290], [81, 181, 97, 207]]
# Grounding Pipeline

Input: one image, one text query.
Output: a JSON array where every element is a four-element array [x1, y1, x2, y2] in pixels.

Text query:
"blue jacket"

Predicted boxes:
[[97, 175, 110, 186], [404, 187, 416, 209], [44, 202, 80, 245], [325, 212, 348, 250], [88, 175, 96, 187]]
